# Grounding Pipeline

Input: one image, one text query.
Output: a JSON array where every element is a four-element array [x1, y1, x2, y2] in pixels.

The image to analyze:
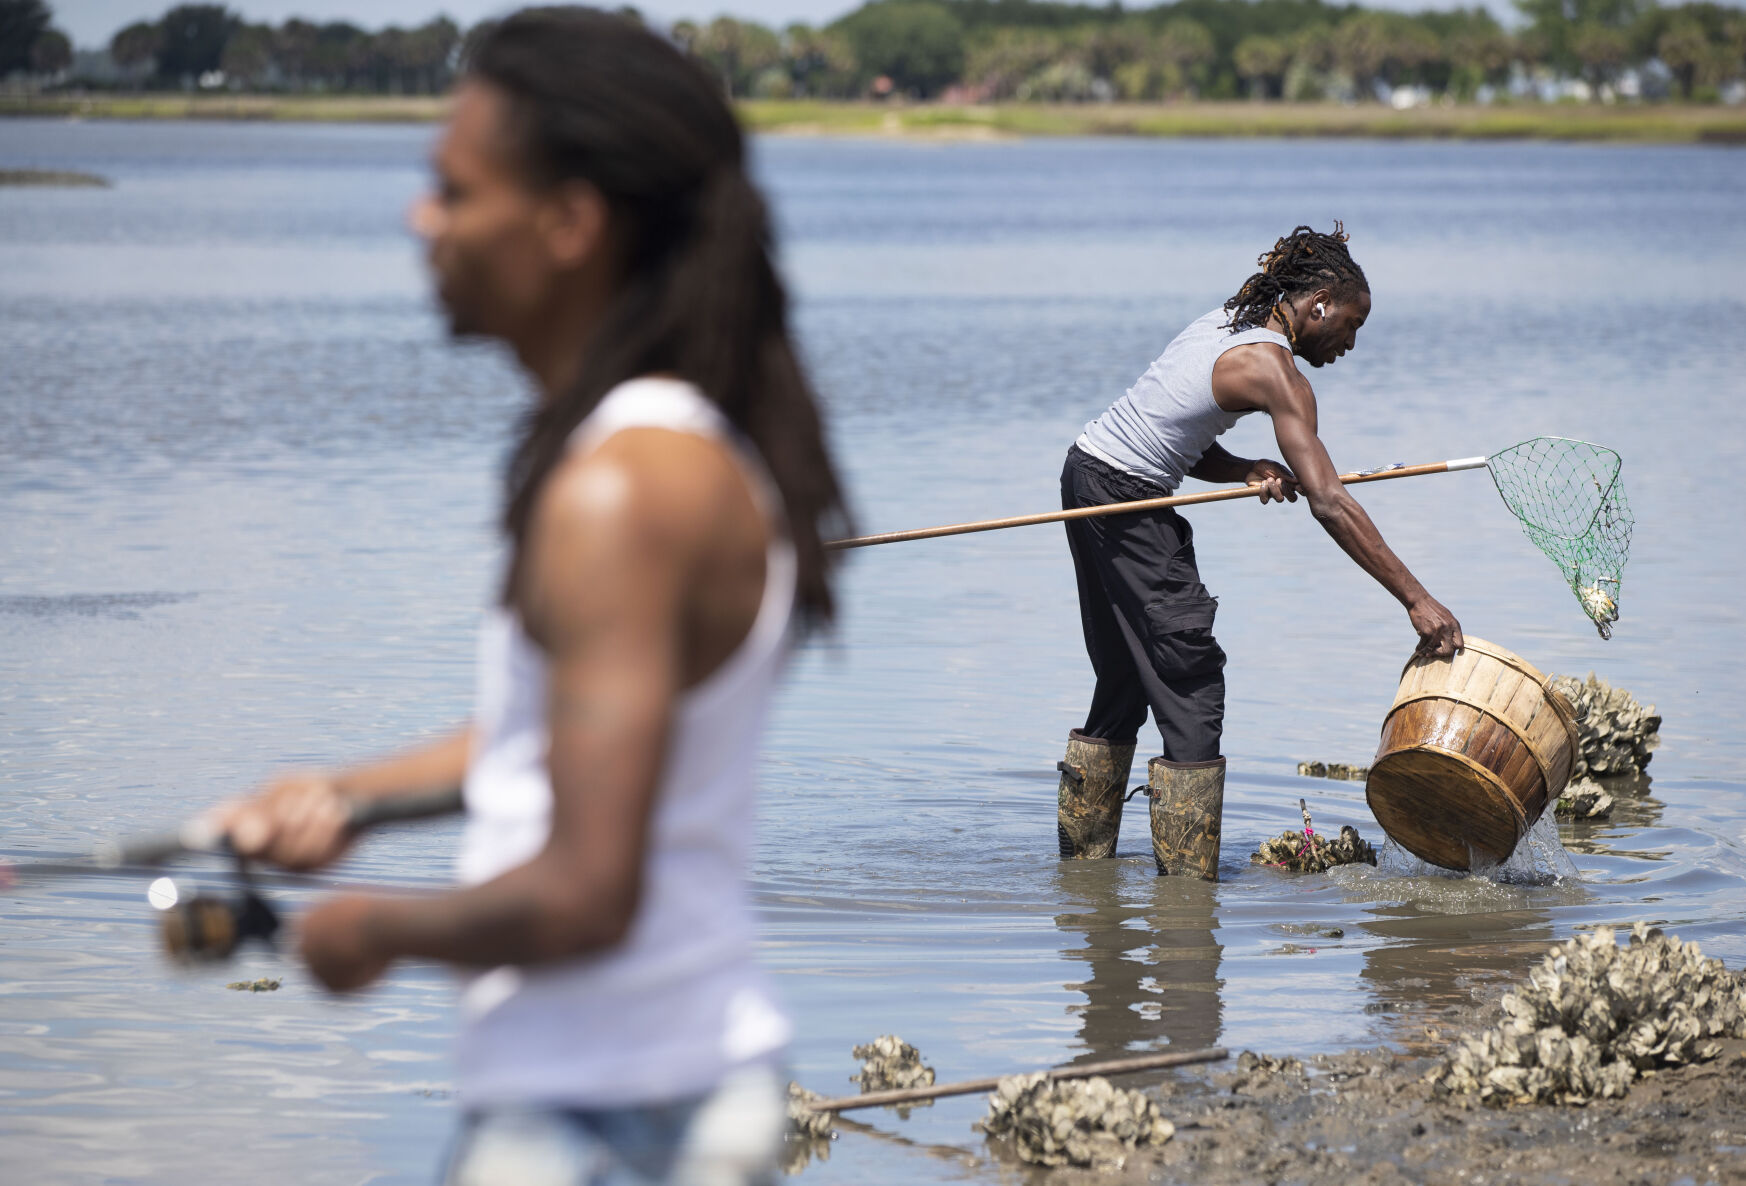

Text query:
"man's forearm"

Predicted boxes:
[[1187, 443, 1253, 484], [360, 853, 634, 969], [1308, 490, 1429, 609], [333, 728, 472, 805]]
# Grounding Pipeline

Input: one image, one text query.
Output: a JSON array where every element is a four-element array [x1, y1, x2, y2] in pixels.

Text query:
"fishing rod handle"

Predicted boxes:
[[101, 821, 224, 869], [101, 786, 465, 869], [344, 785, 465, 829]]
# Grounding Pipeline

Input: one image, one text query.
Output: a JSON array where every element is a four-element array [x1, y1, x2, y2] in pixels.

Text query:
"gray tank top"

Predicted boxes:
[[1075, 309, 1292, 493]]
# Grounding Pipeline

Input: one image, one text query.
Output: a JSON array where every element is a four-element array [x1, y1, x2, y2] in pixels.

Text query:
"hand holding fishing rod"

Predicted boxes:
[[148, 785, 465, 962], [99, 782, 464, 871], [2, 782, 465, 963], [214, 727, 472, 871]]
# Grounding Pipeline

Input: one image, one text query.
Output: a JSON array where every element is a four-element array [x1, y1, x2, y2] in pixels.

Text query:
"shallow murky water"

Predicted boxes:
[[2, 121, 1742, 1184]]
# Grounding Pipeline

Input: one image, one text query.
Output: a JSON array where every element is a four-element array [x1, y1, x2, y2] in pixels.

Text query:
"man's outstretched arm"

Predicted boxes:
[[1272, 402, 1462, 657], [1213, 345, 1462, 657]]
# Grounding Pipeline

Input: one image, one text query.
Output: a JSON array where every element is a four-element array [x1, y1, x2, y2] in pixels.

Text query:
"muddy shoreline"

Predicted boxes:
[[798, 1003, 1746, 1183], [1122, 1037, 1746, 1185]]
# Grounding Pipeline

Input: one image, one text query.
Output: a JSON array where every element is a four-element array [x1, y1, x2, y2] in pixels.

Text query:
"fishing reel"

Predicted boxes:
[[5, 786, 465, 964], [146, 856, 280, 962]]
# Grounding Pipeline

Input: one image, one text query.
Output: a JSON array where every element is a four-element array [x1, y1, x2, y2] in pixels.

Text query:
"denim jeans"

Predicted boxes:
[[442, 1063, 785, 1186]]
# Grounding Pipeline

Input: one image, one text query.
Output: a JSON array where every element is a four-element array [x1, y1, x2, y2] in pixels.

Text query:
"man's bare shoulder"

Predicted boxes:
[[538, 428, 749, 549], [520, 429, 761, 648], [1211, 340, 1311, 416]]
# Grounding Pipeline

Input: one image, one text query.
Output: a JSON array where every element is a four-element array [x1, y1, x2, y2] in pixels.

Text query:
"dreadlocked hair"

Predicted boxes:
[[469, 8, 850, 631], [1222, 223, 1369, 337]]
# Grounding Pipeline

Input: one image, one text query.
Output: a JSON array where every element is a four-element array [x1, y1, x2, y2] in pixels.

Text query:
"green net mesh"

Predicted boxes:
[[1484, 437, 1633, 639]]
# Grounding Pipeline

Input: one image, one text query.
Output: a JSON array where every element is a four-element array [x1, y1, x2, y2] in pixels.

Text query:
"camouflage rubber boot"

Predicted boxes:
[[1056, 730, 1137, 859], [1148, 756, 1225, 880]]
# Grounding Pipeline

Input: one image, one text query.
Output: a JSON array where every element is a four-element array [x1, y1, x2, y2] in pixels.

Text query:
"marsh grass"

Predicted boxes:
[[4, 94, 1742, 143]]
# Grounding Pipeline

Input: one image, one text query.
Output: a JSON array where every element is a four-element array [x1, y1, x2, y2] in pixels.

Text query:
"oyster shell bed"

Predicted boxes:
[[1296, 760, 1369, 781], [1553, 777, 1615, 820], [1251, 825, 1378, 873], [849, 1034, 935, 1092], [976, 1072, 1175, 1169], [1429, 924, 1746, 1106], [1548, 673, 1660, 778], [224, 978, 280, 992]]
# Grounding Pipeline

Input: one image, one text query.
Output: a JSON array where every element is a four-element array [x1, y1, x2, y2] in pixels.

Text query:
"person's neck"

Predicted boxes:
[[516, 283, 613, 404], [1267, 302, 1301, 355], [522, 334, 586, 404]]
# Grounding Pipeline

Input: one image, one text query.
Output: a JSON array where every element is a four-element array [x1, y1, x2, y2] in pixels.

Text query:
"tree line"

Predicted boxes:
[[3, 1, 461, 93], [692, 0, 1746, 102], [6, 0, 1745, 103]]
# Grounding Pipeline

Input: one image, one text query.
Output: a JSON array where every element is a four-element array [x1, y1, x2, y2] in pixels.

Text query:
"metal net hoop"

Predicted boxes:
[[1484, 437, 1633, 639]]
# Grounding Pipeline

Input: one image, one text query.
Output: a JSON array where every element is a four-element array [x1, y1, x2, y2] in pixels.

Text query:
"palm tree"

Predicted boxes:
[[1234, 34, 1291, 100], [1572, 24, 1630, 94], [1657, 19, 1712, 98]]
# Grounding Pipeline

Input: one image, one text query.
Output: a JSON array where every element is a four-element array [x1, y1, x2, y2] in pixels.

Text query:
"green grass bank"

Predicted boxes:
[[3, 94, 1743, 143]]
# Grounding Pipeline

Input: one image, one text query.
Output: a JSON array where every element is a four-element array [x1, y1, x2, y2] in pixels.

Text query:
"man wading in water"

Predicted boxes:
[[1056, 225, 1462, 876], [215, 10, 846, 1183]]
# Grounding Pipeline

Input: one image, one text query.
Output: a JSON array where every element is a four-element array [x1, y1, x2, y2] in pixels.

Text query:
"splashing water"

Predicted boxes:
[[1376, 814, 1579, 885]]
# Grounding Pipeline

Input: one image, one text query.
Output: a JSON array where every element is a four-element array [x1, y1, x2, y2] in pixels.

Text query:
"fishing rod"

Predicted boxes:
[[1, 786, 463, 961], [827, 436, 1633, 639]]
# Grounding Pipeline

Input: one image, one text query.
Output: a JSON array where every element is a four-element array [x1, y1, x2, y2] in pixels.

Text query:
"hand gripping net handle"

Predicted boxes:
[[1482, 437, 1633, 639]]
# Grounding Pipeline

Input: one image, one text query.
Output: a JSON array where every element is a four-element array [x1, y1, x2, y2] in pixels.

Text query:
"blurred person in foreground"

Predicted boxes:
[[215, 8, 848, 1182]]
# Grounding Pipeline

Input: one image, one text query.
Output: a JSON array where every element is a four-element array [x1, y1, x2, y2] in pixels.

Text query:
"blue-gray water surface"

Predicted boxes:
[[1, 119, 1743, 1184]]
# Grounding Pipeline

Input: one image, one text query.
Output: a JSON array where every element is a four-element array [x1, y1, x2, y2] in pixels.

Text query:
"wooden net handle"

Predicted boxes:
[[827, 457, 1487, 551]]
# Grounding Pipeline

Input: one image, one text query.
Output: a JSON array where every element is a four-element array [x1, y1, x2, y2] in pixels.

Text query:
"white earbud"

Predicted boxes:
[[1314, 302, 1327, 318]]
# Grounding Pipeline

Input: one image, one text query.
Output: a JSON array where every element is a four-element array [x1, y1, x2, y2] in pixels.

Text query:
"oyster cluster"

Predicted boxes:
[[1220, 1050, 1308, 1098], [977, 1072, 1174, 1169], [1296, 760, 1369, 781], [849, 1034, 935, 1093], [1252, 825, 1378, 873], [1234, 1051, 1304, 1077], [1429, 924, 1746, 1106], [784, 1081, 834, 1139], [1549, 673, 1661, 778], [781, 1083, 835, 1173], [1553, 777, 1615, 821]]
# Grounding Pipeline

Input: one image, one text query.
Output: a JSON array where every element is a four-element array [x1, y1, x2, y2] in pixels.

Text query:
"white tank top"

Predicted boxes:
[[1074, 309, 1291, 492], [454, 376, 797, 1108]]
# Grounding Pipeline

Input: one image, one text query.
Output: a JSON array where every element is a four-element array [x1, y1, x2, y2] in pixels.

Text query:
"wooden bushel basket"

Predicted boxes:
[[1366, 638, 1579, 871]]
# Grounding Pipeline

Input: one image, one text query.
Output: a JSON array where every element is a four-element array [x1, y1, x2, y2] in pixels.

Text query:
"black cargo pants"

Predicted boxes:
[[1061, 445, 1225, 761]]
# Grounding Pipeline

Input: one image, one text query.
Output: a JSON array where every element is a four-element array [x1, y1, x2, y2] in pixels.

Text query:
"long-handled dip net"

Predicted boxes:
[[1481, 437, 1633, 639], [830, 435, 1633, 639]]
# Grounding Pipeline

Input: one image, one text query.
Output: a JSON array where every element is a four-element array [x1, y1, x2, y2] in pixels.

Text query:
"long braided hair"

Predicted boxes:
[[1222, 223, 1368, 348], [469, 8, 849, 630]]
